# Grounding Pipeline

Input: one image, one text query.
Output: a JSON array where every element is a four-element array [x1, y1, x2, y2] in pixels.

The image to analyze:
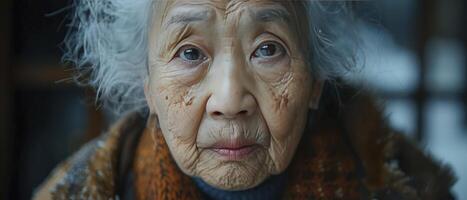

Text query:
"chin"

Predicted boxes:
[[195, 149, 271, 191], [201, 162, 269, 191]]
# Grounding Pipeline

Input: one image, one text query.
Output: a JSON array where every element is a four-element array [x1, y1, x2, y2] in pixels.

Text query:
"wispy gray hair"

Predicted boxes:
[[63, 0, 360, 114]]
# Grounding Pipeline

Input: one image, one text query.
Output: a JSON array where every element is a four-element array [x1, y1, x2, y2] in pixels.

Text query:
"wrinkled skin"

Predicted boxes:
[[145, 0, 323, 191]]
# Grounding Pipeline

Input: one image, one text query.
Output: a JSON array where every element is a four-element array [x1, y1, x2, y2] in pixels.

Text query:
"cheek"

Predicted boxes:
[[148, 77, 203, 147], [254, 62, 312, 171], [257, 68, 311, 139], [148, 77, 208, 174]]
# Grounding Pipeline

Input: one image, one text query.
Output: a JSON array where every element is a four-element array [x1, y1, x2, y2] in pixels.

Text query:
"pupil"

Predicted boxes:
[[184, 48, 200, 60], [260, 44, 276, 56]]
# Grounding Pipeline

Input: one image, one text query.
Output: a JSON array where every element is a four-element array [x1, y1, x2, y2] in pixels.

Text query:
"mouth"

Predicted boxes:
[[208, 139, 259, 160]]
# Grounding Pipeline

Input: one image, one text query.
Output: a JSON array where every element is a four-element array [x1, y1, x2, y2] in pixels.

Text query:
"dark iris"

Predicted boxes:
[[182, 48, 201, 61], [255, 43, 277, 57]]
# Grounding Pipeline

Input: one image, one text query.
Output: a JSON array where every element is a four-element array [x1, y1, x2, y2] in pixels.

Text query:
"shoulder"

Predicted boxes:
[[326, 82, 457, 199], [32, 112, 146, 200], [383, 133, 457, 199]]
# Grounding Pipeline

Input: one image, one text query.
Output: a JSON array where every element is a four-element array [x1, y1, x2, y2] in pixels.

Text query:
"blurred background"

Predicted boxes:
[[0, 0, 466, 199]]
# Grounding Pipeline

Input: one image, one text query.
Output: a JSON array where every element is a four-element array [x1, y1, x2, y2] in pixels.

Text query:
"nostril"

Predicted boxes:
[[237, 110, 248, 115], [212, 111, 223, 116], [211, 110, 248, 118]]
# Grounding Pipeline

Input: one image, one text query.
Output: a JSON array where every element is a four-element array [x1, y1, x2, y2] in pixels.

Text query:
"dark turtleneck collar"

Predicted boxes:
[[192, 172, 288, 200]]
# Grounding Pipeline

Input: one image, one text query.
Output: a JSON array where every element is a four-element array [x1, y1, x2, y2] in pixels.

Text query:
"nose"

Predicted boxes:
[[206, 60, 257, 120]]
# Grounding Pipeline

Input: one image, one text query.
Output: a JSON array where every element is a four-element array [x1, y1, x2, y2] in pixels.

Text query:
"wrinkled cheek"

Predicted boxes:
[[266, 101, 306, 154], [265, 103, 308, 172], [261, 87, 308, 139], [165, 106, 200, 164], [256, 75, 311, 172], [151, 85, 202, 173], [165, 106, 199, 140], [155, 89, 199, 142]]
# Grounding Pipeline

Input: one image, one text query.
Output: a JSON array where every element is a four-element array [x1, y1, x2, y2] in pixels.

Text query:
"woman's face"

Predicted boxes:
[[145, 0, 323, 190]]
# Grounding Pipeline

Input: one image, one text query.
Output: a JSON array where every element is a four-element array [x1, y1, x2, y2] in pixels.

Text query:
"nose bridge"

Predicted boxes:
[[216, 50, 247, 105], [207, 44, 255, 119], [222, 51, 245, 94]]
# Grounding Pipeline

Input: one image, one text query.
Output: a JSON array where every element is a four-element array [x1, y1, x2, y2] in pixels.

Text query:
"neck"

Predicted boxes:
[[192, 172, 288, 200]]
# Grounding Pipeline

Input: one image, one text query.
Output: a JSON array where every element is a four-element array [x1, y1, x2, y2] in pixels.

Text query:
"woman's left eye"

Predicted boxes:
[[252, 42, 285, 59]]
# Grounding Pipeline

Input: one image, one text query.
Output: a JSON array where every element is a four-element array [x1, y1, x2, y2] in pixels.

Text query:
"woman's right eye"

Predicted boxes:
[[175, 45, 207, 66]]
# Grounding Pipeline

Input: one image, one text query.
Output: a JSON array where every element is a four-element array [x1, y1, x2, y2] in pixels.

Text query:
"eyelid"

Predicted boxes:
[[251, 32, 290, 58], [172, 42, 207, 58], [168, 34, 210, 61], [177, 45, 203, 57], [259, 41, 283, 51], [251, 41, 288, 62]]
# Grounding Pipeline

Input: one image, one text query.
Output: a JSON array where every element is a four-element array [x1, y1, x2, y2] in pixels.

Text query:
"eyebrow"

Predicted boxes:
[[164, 9, 210, 29], [251, 6, 291, 23]]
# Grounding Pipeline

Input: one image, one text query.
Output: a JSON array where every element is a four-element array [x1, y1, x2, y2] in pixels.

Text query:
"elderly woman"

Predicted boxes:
[[34, 0, 455, 199]]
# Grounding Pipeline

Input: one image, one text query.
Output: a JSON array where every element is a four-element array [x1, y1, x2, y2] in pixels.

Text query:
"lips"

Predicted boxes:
[[209, 139, 258, 160]]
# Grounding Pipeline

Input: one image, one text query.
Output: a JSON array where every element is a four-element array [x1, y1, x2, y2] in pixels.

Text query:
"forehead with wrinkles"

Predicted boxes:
[[157, 0, 297, 15], [153, 0, 304, 26]]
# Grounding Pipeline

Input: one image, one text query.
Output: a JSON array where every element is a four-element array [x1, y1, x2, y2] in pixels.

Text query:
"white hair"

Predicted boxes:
[[63, 0, 360, 114]]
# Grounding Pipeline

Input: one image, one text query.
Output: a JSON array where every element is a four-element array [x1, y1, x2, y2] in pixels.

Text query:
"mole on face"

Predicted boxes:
[[145, 0, 322, 191]]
